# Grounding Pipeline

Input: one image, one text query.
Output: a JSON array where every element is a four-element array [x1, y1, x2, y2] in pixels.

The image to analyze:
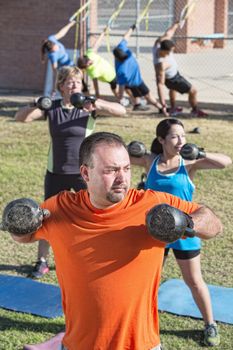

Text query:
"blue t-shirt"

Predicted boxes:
[[114, 39, 142, 86], [48, 35, 74, 68], [146, 155, 201, 250]]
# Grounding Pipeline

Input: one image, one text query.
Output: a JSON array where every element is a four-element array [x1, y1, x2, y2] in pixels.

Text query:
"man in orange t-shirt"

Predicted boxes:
[[11, 132, 222, 350]]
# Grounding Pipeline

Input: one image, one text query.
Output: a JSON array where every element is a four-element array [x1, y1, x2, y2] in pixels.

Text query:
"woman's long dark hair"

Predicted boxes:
[[40, 39, 54, 63], [150, 118, 184, 154]]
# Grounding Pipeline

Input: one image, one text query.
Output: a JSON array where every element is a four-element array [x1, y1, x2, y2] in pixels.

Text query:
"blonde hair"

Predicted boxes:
[[56, 66, 83, 92]]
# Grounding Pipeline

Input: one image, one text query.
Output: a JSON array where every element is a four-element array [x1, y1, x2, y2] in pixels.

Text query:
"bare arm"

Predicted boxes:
[[155, 63, 167, 109], [130, 153, 155, 173], [123, 27, 134, 42], [92, 78, 100, 98], [187, 152, 232, 179], [95, 99, 126, 117], [92, 27, 108, 52], [51, 65, 58, 95], [15, 106, 45, 123], [54, 21, 76, 40], [10, 233, 36, 243], [118, 85, 125, 101], [159, 21, 179, 42], [191, 205, 222, 239]]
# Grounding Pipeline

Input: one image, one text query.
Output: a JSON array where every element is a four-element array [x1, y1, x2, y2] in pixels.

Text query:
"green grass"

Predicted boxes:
[[0, 103, 233, 349]]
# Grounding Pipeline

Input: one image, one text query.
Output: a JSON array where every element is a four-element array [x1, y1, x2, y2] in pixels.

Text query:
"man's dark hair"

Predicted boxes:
[[160, 39, 175, 52], [113, 47, 128, 62], [79, 132, 128, 167], [77, 56, 90, 69]]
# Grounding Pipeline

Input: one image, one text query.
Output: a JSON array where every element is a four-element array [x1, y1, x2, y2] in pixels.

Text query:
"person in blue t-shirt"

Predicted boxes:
[[41, 21, 82, 96], [113, 25, 164, 114]]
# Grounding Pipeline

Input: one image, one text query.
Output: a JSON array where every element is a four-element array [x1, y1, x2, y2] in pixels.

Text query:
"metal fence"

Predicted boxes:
[[87, 0, 233, 106]]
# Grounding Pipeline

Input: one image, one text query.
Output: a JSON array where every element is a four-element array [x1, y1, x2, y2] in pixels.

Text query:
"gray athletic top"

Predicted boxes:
[[152, 43, 178, 79]]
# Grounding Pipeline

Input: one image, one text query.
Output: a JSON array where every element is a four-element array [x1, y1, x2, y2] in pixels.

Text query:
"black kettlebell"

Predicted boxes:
[[0, 198, 50, 236], [70, 93, 96, 109], [137, 173, 147, 190], [36, 96, 52, 111]]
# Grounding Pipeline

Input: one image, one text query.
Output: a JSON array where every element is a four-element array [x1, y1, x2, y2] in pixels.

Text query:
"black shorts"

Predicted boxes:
[[44, 170, 86, 199], [126, 81, 149, 98], [165, 72, 192, 94], [109, 77, 117, 91], [164, 248, 200, 260]]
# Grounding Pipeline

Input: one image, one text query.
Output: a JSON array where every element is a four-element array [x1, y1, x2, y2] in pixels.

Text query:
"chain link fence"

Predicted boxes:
[[87, 0, 233, 106]]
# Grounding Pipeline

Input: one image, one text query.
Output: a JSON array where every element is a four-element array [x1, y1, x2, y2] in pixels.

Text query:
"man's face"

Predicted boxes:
[[80, 143, 131, 209]]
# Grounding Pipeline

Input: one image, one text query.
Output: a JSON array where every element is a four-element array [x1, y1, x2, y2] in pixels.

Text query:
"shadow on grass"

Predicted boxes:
[[0, 264, 55, 276], [0, 315, 64, 333], [160, 328, 206, 347]]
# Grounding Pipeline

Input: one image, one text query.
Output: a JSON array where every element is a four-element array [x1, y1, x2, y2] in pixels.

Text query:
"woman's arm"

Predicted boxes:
[[95, 99, 126, 117], [130, 153, 155, 173], [187, 152, 232, 179], [54, 21, 76, 40], [15, 106, 45, 123]]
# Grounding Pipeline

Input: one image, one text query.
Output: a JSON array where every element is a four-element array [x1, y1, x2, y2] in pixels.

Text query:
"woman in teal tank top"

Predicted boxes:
[[130, 118, 232, 346]]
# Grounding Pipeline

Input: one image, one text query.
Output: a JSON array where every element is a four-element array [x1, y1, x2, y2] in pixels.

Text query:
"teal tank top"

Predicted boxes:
[[145, 155, 201, 250]]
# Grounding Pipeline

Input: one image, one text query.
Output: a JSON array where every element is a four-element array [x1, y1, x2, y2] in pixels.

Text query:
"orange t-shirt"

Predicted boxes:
[[34, 189, 199, 350]]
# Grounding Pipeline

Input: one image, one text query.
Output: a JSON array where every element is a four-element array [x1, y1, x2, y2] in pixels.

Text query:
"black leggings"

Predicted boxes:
[[164, 248, 200, 260], [44, 170, 86, 200]]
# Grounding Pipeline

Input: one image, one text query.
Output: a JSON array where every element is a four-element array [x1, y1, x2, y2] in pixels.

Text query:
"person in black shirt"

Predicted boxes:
[[15, 66, 126, 278]]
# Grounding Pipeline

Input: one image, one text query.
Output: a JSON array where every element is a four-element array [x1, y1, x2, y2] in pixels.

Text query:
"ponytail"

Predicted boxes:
[[150, 137, 163, 154]]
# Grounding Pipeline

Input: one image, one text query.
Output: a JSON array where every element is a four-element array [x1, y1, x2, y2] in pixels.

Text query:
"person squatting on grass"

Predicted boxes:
[[14, 66, 126, 279], [113, 24, 165, 114], [129, 118, 232, 346], [77, 26, 118, 99], [153, 21, 208, 117], [9, 131, 222, 350]]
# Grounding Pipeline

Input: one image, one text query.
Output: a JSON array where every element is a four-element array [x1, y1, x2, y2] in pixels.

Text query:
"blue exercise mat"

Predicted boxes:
[[0, 274, 63, 318], [158, 279, 233, 324]]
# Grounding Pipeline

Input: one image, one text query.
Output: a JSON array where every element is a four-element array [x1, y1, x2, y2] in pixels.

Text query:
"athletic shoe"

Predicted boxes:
[[133, 104, 150, 111], [30, 258, 50, 279], [203, 323, 220, 347], [120, 97, 131, 107], [169, 106, 183, 117], [191, 109, 208, 118]]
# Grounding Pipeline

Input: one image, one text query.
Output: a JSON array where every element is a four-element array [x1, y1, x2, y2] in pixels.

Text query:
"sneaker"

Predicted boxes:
[[133, 104, 150, 111], [203, 323, 220, 347], [30, 258, 50, 279], [120, 97, 130, 107], [168, 106, 183, 117], [191, 108, 208, 117]]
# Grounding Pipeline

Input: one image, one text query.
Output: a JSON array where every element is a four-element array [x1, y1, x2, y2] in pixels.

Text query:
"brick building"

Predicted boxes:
[[0, 0, 229, 92], [0, 0, 94, 92]]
